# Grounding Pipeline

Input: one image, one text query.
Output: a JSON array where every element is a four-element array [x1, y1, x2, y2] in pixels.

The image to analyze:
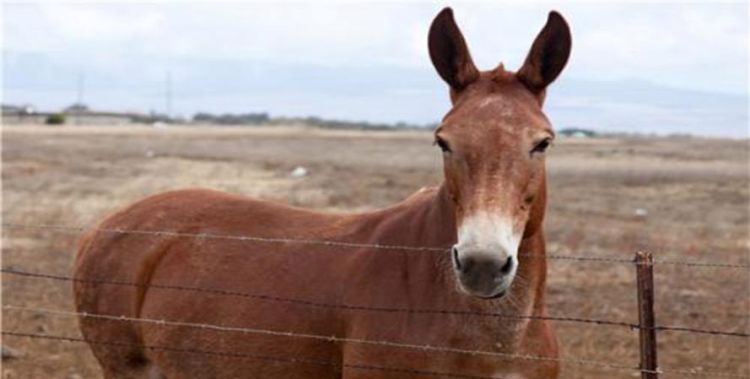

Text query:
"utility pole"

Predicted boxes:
[[73, 73, 86, 125], [165, 70, 172, 120], [77, 73, 85, 105]]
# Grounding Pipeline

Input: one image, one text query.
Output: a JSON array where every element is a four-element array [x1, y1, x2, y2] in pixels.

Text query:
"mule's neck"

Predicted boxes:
[[369, 182, 548, 308]]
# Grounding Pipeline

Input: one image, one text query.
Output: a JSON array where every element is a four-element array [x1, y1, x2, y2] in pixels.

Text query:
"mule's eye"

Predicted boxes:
[[531, 138, 552, 155], [434, 137, 451, 153]]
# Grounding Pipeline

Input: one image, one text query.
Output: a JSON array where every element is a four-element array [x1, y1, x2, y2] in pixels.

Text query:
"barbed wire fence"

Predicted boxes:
[[4, 222, 749, 269], [2, 222, 749, 378]]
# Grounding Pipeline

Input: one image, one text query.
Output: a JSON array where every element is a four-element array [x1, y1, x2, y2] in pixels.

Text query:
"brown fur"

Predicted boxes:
[[74, 7, 571, 379]]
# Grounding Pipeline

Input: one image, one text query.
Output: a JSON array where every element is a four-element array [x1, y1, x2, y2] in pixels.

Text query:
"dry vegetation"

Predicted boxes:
[[2, 125, 748, 378]]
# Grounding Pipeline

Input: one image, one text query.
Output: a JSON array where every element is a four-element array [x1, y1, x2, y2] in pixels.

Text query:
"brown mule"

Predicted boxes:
[[74, 7, 571, 379]]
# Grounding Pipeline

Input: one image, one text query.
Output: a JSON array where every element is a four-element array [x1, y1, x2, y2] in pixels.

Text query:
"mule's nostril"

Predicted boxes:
[[500, 257, 514, 274], [452, 247, 461, 270]]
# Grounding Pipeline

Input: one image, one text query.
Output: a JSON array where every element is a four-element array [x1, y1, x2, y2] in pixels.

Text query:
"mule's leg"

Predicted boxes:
[[99, 363, 165, 379], [76, 291, 166, 379], [82, 328, 166, 379]]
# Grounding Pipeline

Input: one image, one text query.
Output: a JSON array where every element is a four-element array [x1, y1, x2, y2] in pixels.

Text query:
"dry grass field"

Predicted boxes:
[[2, 125, 748, 378]]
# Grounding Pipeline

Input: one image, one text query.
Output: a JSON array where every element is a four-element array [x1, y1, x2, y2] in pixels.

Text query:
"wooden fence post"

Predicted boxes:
[[635, 251, 659, 379]]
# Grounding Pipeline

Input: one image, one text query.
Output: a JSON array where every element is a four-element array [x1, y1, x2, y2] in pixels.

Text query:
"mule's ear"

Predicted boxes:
[[428, 7, 479, 91], [517, 11, 571, 94]]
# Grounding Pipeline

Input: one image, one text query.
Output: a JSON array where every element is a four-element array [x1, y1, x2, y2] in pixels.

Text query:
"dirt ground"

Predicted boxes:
[[2, 125, 748, 378]]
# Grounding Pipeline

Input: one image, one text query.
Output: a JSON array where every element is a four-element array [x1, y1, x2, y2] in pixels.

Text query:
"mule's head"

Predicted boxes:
[[428, 8, 571, 299]]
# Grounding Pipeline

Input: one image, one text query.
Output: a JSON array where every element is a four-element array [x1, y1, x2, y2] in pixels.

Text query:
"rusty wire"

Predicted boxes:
[[1, 267, 637, 328], [3, 222, 749, 269], [3, 267, 748, 338], [1, 331, 496, 379], [2, 304, 638, 371], [3, 330, 748, 378]]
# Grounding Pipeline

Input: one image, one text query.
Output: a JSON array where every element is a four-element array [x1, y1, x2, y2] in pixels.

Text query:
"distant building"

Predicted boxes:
[[62, 103, 139, 125], [558, 127, 597, 138], [1, 103, 145, 126], [1, 104, 44, 124], [65, 111, 140, 126], [192, 112, 270, 125], [64, 103, 90, 113]]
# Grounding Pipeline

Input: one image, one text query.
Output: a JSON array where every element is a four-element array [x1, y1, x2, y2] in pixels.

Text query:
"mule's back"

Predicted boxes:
[[74, 189, 361, 378]]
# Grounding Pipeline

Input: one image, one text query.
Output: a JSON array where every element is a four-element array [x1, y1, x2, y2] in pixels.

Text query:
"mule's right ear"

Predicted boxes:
[[428, 7, 479, 91]]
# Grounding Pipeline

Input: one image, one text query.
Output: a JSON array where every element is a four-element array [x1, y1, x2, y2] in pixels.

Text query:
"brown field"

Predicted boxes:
[[2, 125, 748, 378]]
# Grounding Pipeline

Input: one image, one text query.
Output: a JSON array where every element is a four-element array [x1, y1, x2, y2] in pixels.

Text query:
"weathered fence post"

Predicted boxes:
[[635, 251, 658, 379]]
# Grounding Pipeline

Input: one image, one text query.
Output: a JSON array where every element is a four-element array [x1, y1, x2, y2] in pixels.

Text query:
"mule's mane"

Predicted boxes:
[[492, 62, 507, 73]]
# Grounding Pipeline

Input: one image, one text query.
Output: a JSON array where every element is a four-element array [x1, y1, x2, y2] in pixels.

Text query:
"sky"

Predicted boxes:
[[3, 1, 749, 137]]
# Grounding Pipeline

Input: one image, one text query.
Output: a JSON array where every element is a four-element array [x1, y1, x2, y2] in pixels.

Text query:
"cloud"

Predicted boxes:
[[5, 3, 747, 87], [564, 3, 747, 93]]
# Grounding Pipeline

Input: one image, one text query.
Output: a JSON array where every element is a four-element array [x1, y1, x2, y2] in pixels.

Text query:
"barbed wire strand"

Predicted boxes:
[[3, 304, 639, 371], [642, 367, 750, 378], [651, 258, 750, 269], [4, 267, 748, 338], [0, 331, 494, 379], [3, 330, 747, 378], [653, 325, 750, 338], [0, 268, 633, 328], [3, 222, 749, 269]]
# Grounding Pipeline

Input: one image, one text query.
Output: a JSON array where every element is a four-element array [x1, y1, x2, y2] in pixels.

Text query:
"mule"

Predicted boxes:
[[74, 7, 571, 379]]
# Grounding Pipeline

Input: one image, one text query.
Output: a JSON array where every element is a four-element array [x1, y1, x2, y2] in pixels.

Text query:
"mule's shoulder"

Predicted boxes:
[[402, 186, 440, 205], [415, 186, 440, 196]]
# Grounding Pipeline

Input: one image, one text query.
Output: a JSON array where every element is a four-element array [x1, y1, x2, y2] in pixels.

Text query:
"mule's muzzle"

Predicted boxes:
[[452, 247, 516, 298]]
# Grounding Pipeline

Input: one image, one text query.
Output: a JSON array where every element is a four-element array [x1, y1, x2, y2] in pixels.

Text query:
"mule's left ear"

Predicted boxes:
[[517, 11, 571, 95]]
